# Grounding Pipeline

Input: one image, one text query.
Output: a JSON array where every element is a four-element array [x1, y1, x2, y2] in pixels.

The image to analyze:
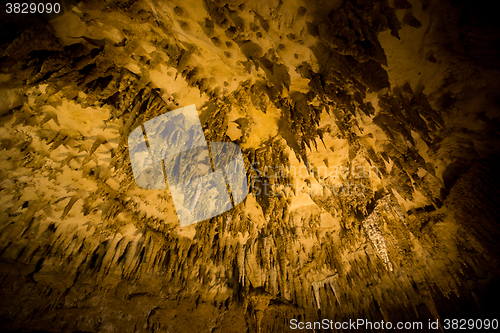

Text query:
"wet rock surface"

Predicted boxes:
[[0, 0, 499, 332]]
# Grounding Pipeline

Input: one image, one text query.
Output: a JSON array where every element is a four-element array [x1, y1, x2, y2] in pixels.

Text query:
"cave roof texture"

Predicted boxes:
[[1, 0, 500, 332]]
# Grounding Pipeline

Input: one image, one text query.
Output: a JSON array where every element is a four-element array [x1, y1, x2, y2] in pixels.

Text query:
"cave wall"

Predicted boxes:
[[0, 0, 499, 332]]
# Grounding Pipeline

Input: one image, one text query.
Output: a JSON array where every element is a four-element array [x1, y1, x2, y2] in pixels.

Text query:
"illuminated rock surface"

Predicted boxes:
[[0, 0, 499, 331]]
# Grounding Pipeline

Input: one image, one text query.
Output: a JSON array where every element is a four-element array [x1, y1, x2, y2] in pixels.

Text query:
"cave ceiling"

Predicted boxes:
[[0, 0, 500, 332]]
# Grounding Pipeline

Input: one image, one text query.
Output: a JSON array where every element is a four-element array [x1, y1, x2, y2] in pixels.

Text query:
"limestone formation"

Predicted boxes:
[[0, 0, 499, 332]]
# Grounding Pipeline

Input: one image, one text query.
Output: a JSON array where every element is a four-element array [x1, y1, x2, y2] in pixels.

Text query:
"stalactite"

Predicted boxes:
[[0, 0, 499, 332]]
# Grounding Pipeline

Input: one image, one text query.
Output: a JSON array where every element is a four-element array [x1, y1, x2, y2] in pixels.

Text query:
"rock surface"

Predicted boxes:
[[0, 0, 499, 332]]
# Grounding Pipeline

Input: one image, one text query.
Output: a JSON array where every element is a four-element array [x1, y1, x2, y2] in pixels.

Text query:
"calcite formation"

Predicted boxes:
[[0, 0, 499, 332]]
